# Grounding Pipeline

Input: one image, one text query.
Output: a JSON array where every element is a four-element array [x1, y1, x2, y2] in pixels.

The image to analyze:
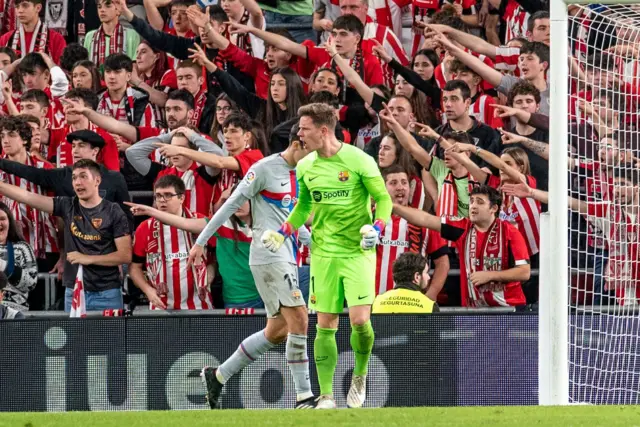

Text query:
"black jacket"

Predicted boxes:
[[434, 117, 502, 168], [129, 16, 255, 95], [0, 160, 133, 230]]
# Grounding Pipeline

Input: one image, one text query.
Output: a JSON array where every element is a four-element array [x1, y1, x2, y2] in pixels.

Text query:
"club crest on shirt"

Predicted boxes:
[[91, 218, 103, 228], [338, 171, 350, 182]]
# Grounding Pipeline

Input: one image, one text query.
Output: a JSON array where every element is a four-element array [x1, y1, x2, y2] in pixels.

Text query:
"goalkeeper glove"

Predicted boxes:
[[360, 220, 385, 250], [261, 223, 294, 253]]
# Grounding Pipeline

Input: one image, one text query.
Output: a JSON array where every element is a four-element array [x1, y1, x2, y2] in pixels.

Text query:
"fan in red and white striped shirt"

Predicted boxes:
[[376, 165, 449, 298], [131, 176, 212, 310], [0, 116, 59, 259]]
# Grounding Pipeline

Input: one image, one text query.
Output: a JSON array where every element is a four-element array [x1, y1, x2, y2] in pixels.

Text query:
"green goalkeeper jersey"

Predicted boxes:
[[287, 143, 392, 257]]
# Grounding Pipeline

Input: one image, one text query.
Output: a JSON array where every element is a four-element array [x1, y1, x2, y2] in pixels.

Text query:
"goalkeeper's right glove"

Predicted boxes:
[[261, 223, 293, 253]]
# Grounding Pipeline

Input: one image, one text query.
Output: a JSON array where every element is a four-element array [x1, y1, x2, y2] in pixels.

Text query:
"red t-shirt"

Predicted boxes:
[[210, 149, 264, 212], [441, 216, 529, 307], [156, 162, 214, 217], [48, 125, 120, 171]]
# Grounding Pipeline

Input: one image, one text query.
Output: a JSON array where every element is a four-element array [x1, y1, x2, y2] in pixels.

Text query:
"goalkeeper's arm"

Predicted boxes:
[[363, 175, 392, 225]]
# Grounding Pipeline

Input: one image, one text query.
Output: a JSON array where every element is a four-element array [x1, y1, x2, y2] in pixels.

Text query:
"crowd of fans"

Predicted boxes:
[[5, 0, 631, 315]]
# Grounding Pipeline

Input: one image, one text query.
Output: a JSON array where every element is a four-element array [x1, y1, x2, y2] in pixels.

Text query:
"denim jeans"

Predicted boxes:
[[264, 11, 315, 44], [64, 287, 124, 312], [225, 298, 265, 309], [592, 248, 609, 306]]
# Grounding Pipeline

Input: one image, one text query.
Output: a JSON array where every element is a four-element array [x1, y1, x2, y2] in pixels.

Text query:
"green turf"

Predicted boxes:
[[1, 406, 640, 427]]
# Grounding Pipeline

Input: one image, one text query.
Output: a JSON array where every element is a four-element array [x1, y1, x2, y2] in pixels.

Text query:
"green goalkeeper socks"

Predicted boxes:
[[314, 326, 338, 396], [351, 321, 375, 377]]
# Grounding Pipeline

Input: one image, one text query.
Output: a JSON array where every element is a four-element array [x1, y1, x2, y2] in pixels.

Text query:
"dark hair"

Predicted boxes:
[[443, 131, 472, 145], [210, 93, 238, 141], [20, 114, 40, 127], [528, 10, 549, 32], [208, 5, 228, 25], [432, 11, 467, 32], [309, 90, 340, 109], [138, 40, 170, 87], [392, 252, 427, 289], [71, 60, 102, 92], [176, 59, 203, 77], [507, 80, 541, 106], [592, 89, 622, 111], [166, 89, 195, 110], [381, 163, 409, 182], [72, 159, 103, 178], [223, 112, 253, 132], [0, 271, 7, 293], [60, 43, 89, 73], [171, 131, 198, 150], [154, 174, 187, 194], [519, 41, 550, 68], [66, 87, 100, 110], [333, 15, 364, 39], [470, 185, 502, 216], [0, 47, 21, 89], [411, 49, 440, 86], [298, 103, 337, 130], [585, 52, 616, 72], [170, 0, 196, 9], [449, 58, 479, 78], [104, 53, 134, 73], [508, 36, 528, 45], [15, 0, 44, 3], [18, 52, 48, 75], [311, 68, 342, 96], [409, 90, 436, 127], [0, 116, 32, 150], [379, 133, 417, 177], [266, 68, 306, 139], [0, 202, 24, 243], [614, 166, 639, 186], [20, 89, 49, 108], [443, 79, 471, 100], [289, 123, 301, 146], [250, 120, 270, 156], [372, 84, 393, 100]]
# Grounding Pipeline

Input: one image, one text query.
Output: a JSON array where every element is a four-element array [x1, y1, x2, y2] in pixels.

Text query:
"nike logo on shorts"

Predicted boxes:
[[358, 295, 368, 300]]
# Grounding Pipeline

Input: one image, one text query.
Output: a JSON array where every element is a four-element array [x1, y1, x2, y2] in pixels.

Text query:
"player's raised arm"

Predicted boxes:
[[0, 181, 54, 214], [393, 204, 442, 232]]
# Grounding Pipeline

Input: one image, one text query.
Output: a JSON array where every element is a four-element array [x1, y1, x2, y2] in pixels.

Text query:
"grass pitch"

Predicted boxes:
[[1, 406, 640, 427]]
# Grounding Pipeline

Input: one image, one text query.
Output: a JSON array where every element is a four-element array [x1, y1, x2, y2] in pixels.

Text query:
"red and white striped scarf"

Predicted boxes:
[[98, 86, 136, 125], [70, 265, 86, 318], [150, 209, 211, 309], [464, 219, 507, 307], [189, 90, 207, 128], [91, 22, 125, 67], [10, 20, 49, 58], [436, 171, 474, 217], [0, 154, 57, 257], [230, 10, 253, 58]]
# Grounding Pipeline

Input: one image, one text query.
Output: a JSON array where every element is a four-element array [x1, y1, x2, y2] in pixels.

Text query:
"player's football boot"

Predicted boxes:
[[346, 374, 367, 408], [201, 366, 224, 409], [295, 395, 318, 409], [315, 394, 337, 409]]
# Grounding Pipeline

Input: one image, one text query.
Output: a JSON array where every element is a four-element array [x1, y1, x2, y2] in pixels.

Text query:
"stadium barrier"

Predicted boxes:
[[0, 313, 538, 411]]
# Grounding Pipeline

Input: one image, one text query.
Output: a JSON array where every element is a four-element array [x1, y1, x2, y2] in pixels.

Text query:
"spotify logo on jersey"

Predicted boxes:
[[312, 191, 322, 202], [312, 190, 350, 202]]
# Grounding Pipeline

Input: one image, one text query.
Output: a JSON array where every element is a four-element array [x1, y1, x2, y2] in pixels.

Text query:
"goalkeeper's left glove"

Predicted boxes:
[[360, 219, 385, 250], [261, 223, 294, 253]]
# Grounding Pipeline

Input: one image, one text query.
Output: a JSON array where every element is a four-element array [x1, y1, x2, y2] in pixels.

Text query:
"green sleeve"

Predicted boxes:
[[126, 30, 141, 61], [83, 32, 94, 56], [364, 175, 392, 223], [428, 157, 446, 181], [286, 177, 313, 230]]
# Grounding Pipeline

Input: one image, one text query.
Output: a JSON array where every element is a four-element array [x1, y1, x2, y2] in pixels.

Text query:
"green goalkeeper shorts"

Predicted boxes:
[[309, 253, 376, 313]]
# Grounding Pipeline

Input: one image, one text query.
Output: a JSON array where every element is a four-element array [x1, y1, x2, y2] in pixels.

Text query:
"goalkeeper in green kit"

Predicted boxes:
[[262, 103, 392, 409]]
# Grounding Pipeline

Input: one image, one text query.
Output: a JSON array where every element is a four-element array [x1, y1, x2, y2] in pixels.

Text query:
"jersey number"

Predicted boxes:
[[284, 273, 298, 290]]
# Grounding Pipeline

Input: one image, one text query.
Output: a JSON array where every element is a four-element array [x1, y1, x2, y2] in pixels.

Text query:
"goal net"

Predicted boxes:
[[563, 2, 640, 405]]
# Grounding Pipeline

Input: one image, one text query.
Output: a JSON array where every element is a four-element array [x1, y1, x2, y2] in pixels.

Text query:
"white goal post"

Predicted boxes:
[[542, 0, 640, 406]]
